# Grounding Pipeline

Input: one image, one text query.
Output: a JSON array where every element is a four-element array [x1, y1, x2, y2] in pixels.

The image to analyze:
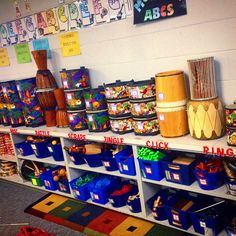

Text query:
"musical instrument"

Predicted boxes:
[[1, 80, 21, 103], [44, 110, 57, 127], [56, 110, 69, 128], [107, 99, 131, 117], [157, 106, 189, 137], [36, 89, 57, 110], [65, 89, 86, 110], [225, 104, 236, 127], [16, 78, 37, 102], [68, 110, 87, 131], [54, 88, 67, 110], [110, 115, 133, 134], [226, 127, 236, 146], [187, 97, 225, 140], [155, 71, 187, 108], [187, 57, 217, 100]]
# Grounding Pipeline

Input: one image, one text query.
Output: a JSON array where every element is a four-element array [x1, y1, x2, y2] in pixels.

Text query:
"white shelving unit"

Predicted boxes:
[[0, 125, 235, 236]]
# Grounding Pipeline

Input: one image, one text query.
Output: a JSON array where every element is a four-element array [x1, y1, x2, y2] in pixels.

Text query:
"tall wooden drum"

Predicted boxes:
[[187, 97, 225, 140], [156, 106, 189, 137], [155, 71, 187, 108]]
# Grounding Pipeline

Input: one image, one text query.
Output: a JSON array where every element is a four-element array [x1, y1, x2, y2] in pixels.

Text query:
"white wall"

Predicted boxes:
[[0, 0, 236, 105]]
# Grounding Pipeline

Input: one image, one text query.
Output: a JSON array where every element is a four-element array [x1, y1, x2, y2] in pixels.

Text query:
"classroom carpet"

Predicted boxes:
[[24, 193, 190, 236]]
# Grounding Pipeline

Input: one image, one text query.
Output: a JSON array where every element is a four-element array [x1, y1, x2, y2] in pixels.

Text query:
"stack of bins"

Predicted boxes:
[[84, 86, 110, 132], [155, 71, 189, 137], [0, 84, 10, 126], [60, 67, 90, 131], [104, 80, 132, 134], [187, 57, 225, 140], [32, 50, 58, 127], [1, 80, 25, 127], [16, 78, 44, 127], [129, 78, 159, 136]]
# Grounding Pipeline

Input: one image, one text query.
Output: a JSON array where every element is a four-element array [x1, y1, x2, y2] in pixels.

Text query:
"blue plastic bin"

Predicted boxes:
[[226, 226, 236, 236], [127, 195, 141, 213], [161, 156, 196, 185], [165, 192, 196, 230], [100, 151, 118, 171], [189, 200, 226, 235], [69, 173, 98, 201], [194, 170, 224, 190], [67, 151, 86, 165], [114, 147, 136, 176], [48, 143, 64, 162], [138, 159, 163, 181], [31, 141, 51, 158], [40, 168, 59, 191], [15, 141, 34, 156], [147, 189, 173, 221], [108, 182, 138, 208], [58, 178, 70, 194], [88, 176, 121, 204], [83, 151, 109, 168]]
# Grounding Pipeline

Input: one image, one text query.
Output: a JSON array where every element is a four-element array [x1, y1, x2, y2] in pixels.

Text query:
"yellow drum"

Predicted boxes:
[[155, 70, 187, 108], [187, 97, 225, 140], [156, 106, 189, 137]]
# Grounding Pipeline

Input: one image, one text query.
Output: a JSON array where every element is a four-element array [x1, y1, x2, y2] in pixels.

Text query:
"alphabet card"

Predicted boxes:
[[92, 0, 110, 24], [133, 0, 187, 24], [15, 18, 29, 42], [6, 21, 19, 45], [24, 15, 38, 40], [108, 0, 126, 21], [35, 11, 49, 36], [79, 0, 96, 26], [0, 24, 10, 46], [56, 4, 69, 32], [46, 8, 60, 34], [68, 1, 83, 30]]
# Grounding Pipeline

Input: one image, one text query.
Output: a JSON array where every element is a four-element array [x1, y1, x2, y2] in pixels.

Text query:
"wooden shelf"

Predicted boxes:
[[142, 178, 236, 201], [68, 162, 137, 180]]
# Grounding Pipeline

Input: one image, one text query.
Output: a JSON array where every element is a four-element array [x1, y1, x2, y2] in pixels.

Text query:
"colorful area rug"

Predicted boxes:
[[24, 193, 187, 236]]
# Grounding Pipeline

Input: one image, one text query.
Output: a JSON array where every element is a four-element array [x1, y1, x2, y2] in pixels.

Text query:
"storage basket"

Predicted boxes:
[[58, 178, 70, 193], [28, 172, 43, 187], [83, 151, 111, 168], [114, 147, 136, 176], [127, 194, 141, 213], [40, 167, 59, 191], [48, 143, 64, 162], [67, 150, 86, 165], [100, 151, 118, 171], [31, 140, 51, 158], [15, 141, 34, 156]]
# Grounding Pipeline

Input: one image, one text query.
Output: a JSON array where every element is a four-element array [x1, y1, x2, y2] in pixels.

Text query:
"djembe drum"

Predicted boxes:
[[187, 57, 225, 140], [187, 97, 225, 140], [32, 50, 58, 127]]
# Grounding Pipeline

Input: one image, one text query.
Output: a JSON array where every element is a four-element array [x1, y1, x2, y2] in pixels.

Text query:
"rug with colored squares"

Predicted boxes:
[[24, 193, 188, 236]]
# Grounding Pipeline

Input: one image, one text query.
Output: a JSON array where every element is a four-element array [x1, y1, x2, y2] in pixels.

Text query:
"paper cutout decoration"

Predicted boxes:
[[6, 21, 19, 45], [24, 0, 31, 12], [15, 42, 31, 64], [25, 15, 38, 40], [108, 0, 126, 21], [58, 31, 81, 57], [32, 38, 51, 58], [79, 0, 95, 26], [123, 0, 133, 16], [56, 4, 69, 32], [0, 24, 10, 46], [35, 11, 49, 36], [46, 8, 60, 34], [15, 18, 29, 42], [92, 0, 110, 23], [0, 48, 10, 67], [68, 1, 83, 30]]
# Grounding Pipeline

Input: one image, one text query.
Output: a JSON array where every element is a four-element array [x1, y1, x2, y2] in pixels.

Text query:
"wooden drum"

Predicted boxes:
[[155, 71, 187, 108], [56, 110, 69, 128], [36, 89, 57, 110], [156, 106, 189, 137], [187, 97, 225, 140]]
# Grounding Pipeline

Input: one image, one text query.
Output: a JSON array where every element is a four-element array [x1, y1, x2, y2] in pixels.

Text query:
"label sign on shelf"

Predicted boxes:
[[104, 136, 124, 145], [35, 130, 51, 137], [10, 128, 18, 134], [203, 146, 235, 157], [146, 140, 169, 150], [68, 133, 86, 141]]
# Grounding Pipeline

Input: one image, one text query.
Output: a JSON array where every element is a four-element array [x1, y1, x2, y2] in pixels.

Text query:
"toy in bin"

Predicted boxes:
[[70, 173, 98, 200], [127, 193, 141, 213], [87, 175, 121, 204], [114, 146, 136, 176], [64, 145, 86, 165], [223, 158, 236, 196], [161, 154, 196, 185], [15, 139, 34, 156], [48, 139, 64, 161], [147, 189, 175, 221], [31, 137, 51, 158], [108, 181, 138, 208], [27, 161, 45, 187], [194, 158, 224, 190], [138, 147, 165, 181], [189, 198, 226, 235]]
